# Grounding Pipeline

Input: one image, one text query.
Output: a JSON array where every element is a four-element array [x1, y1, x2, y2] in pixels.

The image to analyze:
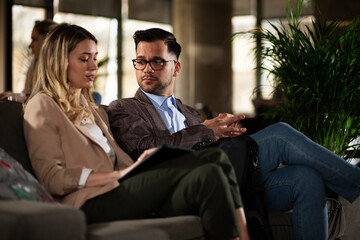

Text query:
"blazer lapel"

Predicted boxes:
[[74, 121, 97, 143], [134, 89, 170, 132], [88, 102, 133, 168], [175, 99, 195, 125]]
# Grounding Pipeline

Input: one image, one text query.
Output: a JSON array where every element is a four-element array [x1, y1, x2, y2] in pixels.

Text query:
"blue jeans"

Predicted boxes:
[[251, 122, 360, 240]]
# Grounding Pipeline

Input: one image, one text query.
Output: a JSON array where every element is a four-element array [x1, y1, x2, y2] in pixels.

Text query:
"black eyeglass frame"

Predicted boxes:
[[131, 59, 177, 71]]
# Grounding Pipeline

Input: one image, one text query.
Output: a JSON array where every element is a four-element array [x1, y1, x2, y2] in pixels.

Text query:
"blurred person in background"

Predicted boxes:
[[0, 19, 57, 101]]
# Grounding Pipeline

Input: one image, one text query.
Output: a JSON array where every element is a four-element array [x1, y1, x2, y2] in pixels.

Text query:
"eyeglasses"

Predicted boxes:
[[132, 59, 176, 71]]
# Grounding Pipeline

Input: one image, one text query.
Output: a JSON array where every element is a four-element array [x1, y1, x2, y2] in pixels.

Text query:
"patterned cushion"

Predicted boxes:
[[0, 147, 54, 202]]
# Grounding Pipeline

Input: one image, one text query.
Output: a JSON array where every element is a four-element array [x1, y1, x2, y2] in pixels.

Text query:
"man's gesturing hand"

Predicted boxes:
[[201, 113, 247, 140]]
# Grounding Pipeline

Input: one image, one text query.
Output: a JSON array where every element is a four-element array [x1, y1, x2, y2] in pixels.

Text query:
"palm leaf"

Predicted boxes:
[[234, 0, 360, 158]]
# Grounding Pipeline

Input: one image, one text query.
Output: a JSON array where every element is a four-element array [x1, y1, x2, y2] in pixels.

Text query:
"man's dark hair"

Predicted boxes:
[[133, 28, 181, 59]]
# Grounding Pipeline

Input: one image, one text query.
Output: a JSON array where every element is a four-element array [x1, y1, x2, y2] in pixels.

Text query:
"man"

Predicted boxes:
[[108, 28, 360, 240]]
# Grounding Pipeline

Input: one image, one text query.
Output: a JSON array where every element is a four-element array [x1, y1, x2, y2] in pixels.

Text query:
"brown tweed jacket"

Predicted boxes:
[[108, 89, 217, 160]]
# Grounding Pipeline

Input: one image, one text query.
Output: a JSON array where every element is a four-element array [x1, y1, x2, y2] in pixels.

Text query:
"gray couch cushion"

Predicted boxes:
[[87, 216, 204, 240], [339, 196, 360, 240], [0, 200, 86, 240], [0, 147, 54, 202]]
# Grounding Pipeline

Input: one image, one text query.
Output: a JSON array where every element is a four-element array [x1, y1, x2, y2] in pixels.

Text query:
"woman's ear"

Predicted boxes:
[[173, 61, 181, 77]]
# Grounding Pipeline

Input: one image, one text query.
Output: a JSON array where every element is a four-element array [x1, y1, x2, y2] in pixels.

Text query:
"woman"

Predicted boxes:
[[24, 19, 58, 95], [23, 23, 250, 240], [0, 19, 57, 100]]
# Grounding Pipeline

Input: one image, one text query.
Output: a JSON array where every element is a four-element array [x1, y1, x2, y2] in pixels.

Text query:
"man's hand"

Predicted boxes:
[[201, 113, 247, 140]]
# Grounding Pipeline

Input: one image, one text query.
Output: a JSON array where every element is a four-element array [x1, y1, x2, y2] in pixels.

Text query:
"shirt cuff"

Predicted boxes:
[[78, 168, 93, 189]]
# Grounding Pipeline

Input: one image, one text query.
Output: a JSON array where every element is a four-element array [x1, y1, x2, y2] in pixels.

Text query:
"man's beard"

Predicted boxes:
[[140, 75, 172, 96]]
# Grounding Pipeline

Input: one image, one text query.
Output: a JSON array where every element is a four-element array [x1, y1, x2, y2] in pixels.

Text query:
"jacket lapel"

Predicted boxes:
[[134, 89, 170, 132], [175, 99, 197, 125], [74, 121, 96, 143], [74, 96, 133, 168], [88, 102, 133, 168]]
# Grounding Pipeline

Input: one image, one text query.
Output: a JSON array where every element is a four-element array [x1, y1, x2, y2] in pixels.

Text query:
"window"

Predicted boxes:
[[12, 5, 45, 93], [232, 16, 257, 116], [232, 15, 314, 116]]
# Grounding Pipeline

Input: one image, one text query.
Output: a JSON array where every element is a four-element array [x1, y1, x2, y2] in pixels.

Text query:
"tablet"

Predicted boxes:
[[119, 144, 193, 181]]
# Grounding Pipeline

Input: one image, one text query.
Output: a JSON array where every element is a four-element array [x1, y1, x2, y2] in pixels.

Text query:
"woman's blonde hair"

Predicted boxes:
[[30, 23, 97, 123]]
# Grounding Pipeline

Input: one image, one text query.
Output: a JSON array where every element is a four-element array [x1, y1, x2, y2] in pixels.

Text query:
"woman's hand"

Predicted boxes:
[[84, 170, 122, 188], [137, 147, 158, 162]]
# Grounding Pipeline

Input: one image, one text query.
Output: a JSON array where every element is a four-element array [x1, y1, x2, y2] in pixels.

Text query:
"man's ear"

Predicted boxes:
[[173, 61, 181, 77]]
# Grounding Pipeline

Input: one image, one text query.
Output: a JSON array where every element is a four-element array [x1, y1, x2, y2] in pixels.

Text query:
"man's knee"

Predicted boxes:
[[270, 122, 294, 134]]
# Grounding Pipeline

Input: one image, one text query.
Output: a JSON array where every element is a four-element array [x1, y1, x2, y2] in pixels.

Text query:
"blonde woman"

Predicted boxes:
[[23, 23, 250, 240]]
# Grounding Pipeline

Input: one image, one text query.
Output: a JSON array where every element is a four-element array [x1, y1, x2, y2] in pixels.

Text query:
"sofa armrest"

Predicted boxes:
[[0, 200, 86, 240]]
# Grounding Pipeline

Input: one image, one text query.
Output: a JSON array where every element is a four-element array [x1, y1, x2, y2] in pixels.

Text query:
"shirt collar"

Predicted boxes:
[[141, 88, 177, 109]]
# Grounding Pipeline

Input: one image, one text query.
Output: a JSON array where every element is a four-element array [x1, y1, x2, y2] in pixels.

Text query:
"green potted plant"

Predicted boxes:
[[235, 0, 360, 158]]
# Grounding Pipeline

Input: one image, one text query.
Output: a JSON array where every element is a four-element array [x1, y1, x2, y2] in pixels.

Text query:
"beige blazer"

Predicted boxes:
[[23, 93, 133, 208]]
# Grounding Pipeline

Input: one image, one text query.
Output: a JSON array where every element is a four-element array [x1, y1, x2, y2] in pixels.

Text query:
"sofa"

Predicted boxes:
[[0, 99, 345, 240], [0, 99, 206, 240]]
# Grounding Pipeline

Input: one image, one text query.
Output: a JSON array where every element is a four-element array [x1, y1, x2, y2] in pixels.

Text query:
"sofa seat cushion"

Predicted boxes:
[[0, 200, 86, 240], [87, 215, 204, 240]]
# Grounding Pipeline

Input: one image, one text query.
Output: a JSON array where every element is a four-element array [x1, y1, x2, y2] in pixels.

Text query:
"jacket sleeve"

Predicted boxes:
[[108, 99, 216, 160], [23, 95, 82, 196]]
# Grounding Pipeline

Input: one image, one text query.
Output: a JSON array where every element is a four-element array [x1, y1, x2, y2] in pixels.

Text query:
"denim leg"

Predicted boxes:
[[251, 122, 360, 202], [264, 166, 328, 240]]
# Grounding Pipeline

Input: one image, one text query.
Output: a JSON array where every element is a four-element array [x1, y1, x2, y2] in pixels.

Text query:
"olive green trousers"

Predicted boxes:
[[81, 148, 242, 239]]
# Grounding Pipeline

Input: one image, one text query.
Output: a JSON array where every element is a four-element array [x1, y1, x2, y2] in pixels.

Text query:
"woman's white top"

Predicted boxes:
[[78, 117, 116, 188]]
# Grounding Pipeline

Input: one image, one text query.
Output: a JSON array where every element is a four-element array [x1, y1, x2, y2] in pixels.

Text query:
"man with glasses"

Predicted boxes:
[[108, 28, 360, 240], [130, 57, 186, 134]]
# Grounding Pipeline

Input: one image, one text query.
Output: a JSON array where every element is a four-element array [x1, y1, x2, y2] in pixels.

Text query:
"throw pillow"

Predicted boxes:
[[0, 147, 54, 202]]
